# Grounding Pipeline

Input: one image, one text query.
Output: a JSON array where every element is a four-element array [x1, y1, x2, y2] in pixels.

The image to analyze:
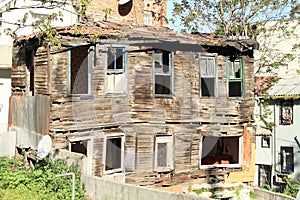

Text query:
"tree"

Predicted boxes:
[[0, 0, 90, 47], [171, 0, 299, 38]]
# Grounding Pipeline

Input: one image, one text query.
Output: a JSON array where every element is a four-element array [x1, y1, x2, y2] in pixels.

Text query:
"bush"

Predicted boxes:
[[0, 156, 86, 200], [283, 177, 300, 198]]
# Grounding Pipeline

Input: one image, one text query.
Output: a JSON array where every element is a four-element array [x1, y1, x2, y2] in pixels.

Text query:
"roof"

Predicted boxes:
[[14, 19, 258, 53], [268, 75, 300, 99], [255, 130, 272, 136]]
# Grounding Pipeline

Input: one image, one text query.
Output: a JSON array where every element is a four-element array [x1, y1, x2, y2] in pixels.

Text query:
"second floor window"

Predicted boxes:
[[105, 47, 127, 94], [200, 55, 217, 97], [69, 46, 93, 95], [227, 57, 244, 97], [153, 50, 173, 96], [280, 100, 293, 125]]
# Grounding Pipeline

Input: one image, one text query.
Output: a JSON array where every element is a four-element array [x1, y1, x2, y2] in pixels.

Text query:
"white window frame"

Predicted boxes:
[[143, 11, 152, 26], [154, 135, 174, 172], [199, 136, 243, 169], [103, 133, 125, 174], [69, 136, 94, 175], [104, 46, 128, 95], [199, 54, 218, 97], [152, 49, 174, 97], [68, 45, 94, 95]]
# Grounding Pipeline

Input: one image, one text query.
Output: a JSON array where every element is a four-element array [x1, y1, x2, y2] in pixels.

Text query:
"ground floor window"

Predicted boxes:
[[200, 136, 242, 167], [155, 135, 173, 172], [281, 146, 294, 173], [104, 134, 125, 174], [258, 165, 272, 187]]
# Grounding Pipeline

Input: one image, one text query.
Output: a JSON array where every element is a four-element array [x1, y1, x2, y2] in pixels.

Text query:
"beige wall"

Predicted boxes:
[[0, 45, 12, 69]]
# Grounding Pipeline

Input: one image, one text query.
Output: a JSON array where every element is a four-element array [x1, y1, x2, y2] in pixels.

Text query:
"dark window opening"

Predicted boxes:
[[153, 50, 172, 96], [227, 57, 243, 97], [155, 75, 171, 95], [105, 137, 122, 171], [261, 136, 270, 148], [201, 136, 240, 165], [201, 78, 215, 97], [258, 165, 272, 187], [70, 46, 89, 94], [281, 146, 294, 173], [70, 141, 87, 156], [280, 101, 293, 125], [229, 82, 242, 97], [25, 49, 34, 95]]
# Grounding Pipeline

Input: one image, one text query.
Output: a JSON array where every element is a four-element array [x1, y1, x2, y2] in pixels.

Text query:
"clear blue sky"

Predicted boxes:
[[166, 0, 180, 31]]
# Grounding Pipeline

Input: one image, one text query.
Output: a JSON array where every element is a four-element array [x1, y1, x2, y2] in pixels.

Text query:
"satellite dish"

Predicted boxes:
[[119, 0, 131, 5], [37, 135, 52, 159]]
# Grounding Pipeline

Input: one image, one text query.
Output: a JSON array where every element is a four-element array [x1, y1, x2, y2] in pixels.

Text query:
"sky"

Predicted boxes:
[[166, 0, 180, 31]]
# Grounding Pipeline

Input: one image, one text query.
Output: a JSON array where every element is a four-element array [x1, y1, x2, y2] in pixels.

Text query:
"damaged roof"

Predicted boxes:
[[14, 19, 258, 53], [268, 75, 300, 99]]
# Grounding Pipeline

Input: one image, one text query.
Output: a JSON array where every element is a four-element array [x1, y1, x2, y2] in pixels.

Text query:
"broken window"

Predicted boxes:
[[280, 101, 293, 125], [105, 47, 127, 94], [281, 146, 294, 173], [153, 50, 173, 96], [200, 55, 217, 97], [70, 140, 87, 156], [25, 49, 34, 95], [155, 135, 173, 171], [69, 46, 93, 95], [261, 136, 270, 148], [201, 136, 241, 167], [227, 57, 243, 97], [104, 134, 125, 174]]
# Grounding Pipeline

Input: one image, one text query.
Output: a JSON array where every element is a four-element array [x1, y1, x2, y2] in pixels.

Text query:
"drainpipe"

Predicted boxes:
[[55, 172, 75, 200], [273, 102, 277, 188]]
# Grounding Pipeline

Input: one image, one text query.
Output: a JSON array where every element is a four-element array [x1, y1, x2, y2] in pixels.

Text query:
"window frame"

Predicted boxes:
[[199, 54, 218, 97], [103, 133, 125, 174], [261, 136, 271, 148], [143, 11, 152, 26], [280, 146, 294, 173], [226, 57, 244, 97], [152, 49, 174, 97], [199, 136, 243, 169], [280, 100, 293, 125], [104, 46, 128, 95], [68, 45, 94, 96], [69, 136, 94, 175], [154, 134, 174, 172]]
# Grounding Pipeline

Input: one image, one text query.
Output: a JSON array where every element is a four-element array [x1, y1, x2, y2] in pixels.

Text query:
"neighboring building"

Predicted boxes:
[[255, 76, 300, 189], [86, 0, 167, 27], [10, 17, 258, 188], [254, 20, 300, 189], [0, 0, 78, 131]]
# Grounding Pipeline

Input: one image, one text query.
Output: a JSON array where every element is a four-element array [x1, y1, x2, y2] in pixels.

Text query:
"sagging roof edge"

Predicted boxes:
[[13, 20, 258, 55]]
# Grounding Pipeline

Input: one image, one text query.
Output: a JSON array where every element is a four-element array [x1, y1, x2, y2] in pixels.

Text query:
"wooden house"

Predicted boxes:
[[10, 19, 257, 187]]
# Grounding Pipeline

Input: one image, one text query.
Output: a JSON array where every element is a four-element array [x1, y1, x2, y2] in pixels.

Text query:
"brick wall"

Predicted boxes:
[[86, 0, 167, 27]]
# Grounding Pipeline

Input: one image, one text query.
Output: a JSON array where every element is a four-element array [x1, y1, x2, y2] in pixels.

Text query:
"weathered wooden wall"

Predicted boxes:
[[11, 37, 255, 186]]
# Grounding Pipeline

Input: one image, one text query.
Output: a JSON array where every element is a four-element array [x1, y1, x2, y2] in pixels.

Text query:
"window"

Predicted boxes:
[[69, 46, 93, 95], [143, 11, 152, 26], [25, 49, 34, 95], [153, 50, 173, 96], [281, 146, 294, 173], [155, 135, 173, 171], [201, 136, 242, 167], [280, 101, 293, 125], [227, 57, 243, 97], [200, 55, 217, 97], [104, 134, 125, 174], [261, 136, 270, 148], [69, 136, 94, 175], [258, 165, 271, 187], [105, 47, 127, 94]]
